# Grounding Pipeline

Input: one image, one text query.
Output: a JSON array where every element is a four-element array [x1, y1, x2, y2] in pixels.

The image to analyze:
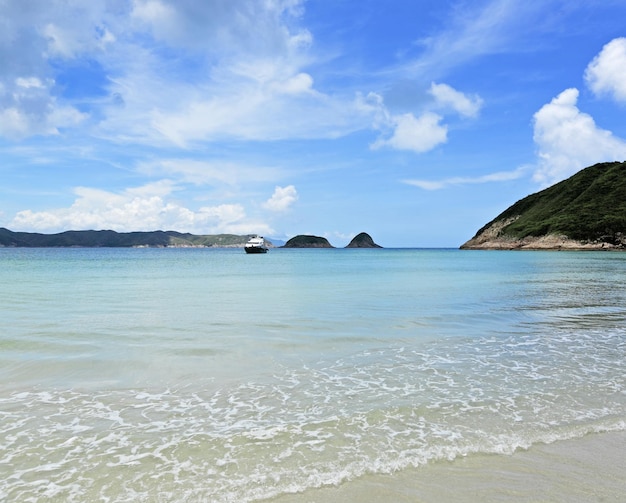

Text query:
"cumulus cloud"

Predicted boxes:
[[366, 82, 481, 154], [263, 185, 298, 212], [584, 37, 626, 103], [371, 112, 448, 153], [429, 82, 483, 118], [8, 182, 268, 235], [532, 88, 626, 185]]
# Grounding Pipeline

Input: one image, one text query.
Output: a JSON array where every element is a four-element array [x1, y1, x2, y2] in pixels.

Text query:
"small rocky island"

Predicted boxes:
[[282, 235, 334, 248], [345, 232, 382, 248], [461, 161, 626, 250], [282, 232, 382, 248]]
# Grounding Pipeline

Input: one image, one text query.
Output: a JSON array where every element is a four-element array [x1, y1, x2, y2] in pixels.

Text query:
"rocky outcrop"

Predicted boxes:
[[282, 235, 334, 248], [345, 232, 382, 248], [461, 229, 624, 250]]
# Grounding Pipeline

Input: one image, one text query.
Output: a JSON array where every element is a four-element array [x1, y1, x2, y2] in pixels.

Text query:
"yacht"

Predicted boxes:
[[244, 235, 268, 253]]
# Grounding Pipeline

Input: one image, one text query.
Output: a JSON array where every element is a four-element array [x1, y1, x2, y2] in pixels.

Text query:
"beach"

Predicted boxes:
[[1, 248, 624, 502], [269, 431, 626, 502]]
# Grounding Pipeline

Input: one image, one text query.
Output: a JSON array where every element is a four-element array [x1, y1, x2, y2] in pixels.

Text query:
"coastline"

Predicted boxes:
[[267, 431, 626, 502], [461, 233, 626, 250]]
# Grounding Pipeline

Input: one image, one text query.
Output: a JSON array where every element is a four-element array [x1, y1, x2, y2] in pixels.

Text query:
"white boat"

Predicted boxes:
[[244, 235, 268, 254]]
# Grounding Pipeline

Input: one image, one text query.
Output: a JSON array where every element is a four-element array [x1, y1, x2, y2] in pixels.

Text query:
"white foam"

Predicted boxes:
[[1, 327, 625, 502]]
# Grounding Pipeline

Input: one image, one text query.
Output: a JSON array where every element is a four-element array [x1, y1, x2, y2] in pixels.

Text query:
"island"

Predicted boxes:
[[282, 235, 334, 248], [461, 161, 626, 250], [345, 232, 382, 248]]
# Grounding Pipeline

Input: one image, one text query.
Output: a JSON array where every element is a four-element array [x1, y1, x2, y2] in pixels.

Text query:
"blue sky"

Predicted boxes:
[[1, 0, 626, 247]]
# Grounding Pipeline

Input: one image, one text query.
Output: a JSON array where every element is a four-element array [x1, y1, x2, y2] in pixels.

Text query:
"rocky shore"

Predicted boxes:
[[461, 219, 625, 250]]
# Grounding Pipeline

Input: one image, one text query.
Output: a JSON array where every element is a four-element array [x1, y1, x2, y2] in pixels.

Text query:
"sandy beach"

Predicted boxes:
[[269, 431, 626, 503]]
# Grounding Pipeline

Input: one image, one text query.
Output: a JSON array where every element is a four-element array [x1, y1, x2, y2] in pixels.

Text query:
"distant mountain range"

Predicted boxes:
[[461, 161, 626, 250], [0, 228, 255, 248]]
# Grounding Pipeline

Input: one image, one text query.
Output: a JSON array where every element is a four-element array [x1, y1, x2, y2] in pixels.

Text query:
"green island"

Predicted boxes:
[[461, 161, 626, 250], [283, 235, 334, 248]]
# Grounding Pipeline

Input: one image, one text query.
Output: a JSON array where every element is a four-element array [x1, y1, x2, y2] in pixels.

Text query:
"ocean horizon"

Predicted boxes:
[[1, 247, 624, 502]]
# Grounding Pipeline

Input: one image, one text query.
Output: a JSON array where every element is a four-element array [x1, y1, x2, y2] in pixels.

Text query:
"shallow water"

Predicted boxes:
[[1, 248, 625, 501]]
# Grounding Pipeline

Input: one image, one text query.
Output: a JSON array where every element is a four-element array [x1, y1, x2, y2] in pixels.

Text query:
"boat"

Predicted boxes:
[[244, 235, 268, 254]]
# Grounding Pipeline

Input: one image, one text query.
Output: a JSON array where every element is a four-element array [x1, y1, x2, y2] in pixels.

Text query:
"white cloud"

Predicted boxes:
[[8, 182, 269, 235], [404, 0, 542, 80], [429, 82, 483, 118], [263, 185, 298, 212], [272, 72, 315, 95], [131, 0, 310, 56], [136, 159, 281, 186], [403, 166, 527, 190], [0, 84, 86, 140], [585, 37, 626, 103], [366, 83, 481, 154], [15, 77, 45, 89], [371, 112, 447, 153], [3, 0, 495, 148], [0, 1, 103, 139], [3, 0, 352, 143], [532, 88, 626, 185]]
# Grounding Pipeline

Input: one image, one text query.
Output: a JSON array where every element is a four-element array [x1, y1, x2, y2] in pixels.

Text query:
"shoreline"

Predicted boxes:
[[267, 431, 626, 502], [460, 228, 626, 251]]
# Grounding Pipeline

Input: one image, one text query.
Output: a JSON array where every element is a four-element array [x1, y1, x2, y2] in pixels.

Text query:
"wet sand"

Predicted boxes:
[[268, 431, 626, 503]]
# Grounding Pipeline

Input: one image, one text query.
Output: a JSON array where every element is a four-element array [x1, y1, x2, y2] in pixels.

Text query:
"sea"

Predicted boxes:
[[0, 247, 624, 502]]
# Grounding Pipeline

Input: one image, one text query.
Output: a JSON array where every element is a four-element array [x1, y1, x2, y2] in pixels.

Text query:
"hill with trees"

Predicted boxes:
[[282, 235, 334, 248], [461, 161, 626, 249], [345, 232, 382, 248], [0, 229, 254, 248]]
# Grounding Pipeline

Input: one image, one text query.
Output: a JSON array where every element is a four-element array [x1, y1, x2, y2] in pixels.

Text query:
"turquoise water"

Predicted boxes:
[[1, 248, 625, 501]]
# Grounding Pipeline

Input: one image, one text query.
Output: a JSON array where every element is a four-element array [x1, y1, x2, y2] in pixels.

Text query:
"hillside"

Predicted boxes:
[[461, 161, 626, 250], [0, 229, 258, 248]]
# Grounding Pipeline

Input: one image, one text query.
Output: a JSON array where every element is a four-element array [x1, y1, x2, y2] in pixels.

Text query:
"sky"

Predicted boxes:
[[1, 0, 626, 247]]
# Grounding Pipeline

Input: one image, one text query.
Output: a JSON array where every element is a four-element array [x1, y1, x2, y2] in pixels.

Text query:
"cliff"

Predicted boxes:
[[345, 232, 382, 248], [461, 161, 626, 250]]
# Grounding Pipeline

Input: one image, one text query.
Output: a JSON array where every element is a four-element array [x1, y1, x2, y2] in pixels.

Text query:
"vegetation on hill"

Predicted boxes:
[[0, 229, 255, 247], [462, 161, 626, 249], [282, 235, 334, 248], [345, 232, 382, 248]]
